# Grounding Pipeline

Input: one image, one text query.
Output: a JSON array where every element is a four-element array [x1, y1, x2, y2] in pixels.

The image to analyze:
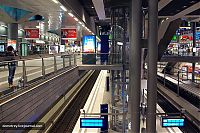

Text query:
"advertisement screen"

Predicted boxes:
[[82, 35, 96, 53], [61, 29, 77, 39], [7, 39, 17, 50], [25, 28, 40, 39], [0, 44, 5, 52], [49, 45, 59, 54]]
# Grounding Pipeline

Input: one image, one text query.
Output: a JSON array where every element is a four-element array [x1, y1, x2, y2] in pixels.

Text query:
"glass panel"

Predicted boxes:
[[56, 56, 63, 70], [44, 57, 54, 75], [25, 59, 42, 82]]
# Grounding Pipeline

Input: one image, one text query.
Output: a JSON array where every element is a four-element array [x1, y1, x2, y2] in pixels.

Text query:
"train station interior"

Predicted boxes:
[[0, 0, 199, 133]]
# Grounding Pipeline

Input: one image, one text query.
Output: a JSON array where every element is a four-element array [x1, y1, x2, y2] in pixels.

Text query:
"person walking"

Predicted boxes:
[[5, 46, 17, 88]]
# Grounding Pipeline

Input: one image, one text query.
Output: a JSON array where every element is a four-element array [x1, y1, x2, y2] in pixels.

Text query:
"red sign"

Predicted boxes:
[[25, 28, 39, 39], [61, 29, 77, 39]]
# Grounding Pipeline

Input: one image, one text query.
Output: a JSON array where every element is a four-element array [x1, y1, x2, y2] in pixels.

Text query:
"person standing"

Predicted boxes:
[[5, 46, 17, 88]]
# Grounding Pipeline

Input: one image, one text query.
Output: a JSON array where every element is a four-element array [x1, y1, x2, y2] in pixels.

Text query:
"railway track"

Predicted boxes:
[[49, 70, 100, 133]]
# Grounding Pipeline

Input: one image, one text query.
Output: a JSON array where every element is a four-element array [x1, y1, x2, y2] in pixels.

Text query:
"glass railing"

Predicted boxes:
[[75, 53, 123, 65], [0, 52, 123, 98], [162, 49, 200, 57], [0, 53, 76, 98]]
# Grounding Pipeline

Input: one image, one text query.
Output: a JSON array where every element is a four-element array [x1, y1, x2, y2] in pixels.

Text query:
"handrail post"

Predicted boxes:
[[54, 56, 57, 71], [63, 55, 65, 68], [42, 58, 45, 77], [22, 60, 27, 87], [74, 54, 77, 65]]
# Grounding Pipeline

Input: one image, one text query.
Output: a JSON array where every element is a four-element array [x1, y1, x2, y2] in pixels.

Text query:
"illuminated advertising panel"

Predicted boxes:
[[7, 39, 17, 50], [82, 35, 96, 53], [25, 28, 40, 39], [49, 45, 59, 54], [61, 29, 77, 39]]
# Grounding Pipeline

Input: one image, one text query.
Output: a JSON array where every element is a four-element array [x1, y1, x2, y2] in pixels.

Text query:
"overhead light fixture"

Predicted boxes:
[[51, 0, 58, 4], [1, 24, 7, 28], [179, 27, 191, 29], [91, 7, 94, 8], [36, 25, 40, 28], [74, 17, 78, 21], [68, 12, 74, 17], [117, 42, 123, 45], [60, 6, 67, 11]]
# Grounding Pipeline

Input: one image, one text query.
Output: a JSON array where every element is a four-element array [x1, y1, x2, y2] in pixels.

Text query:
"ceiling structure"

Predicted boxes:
[[0, 0, 199, 36], [90, 0, 200, 24], [0, 0, 93, 36]]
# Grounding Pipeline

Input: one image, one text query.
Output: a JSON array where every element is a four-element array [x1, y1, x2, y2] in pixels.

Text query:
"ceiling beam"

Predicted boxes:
[[169, 2, 200, 21], [92, 0, 106, 20], [158, 0, 173, 11]]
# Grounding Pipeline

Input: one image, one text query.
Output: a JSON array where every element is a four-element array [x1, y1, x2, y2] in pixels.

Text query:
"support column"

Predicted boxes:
[[147, 0, 158, 133], [129, 0, 142, 132], [192, 22, 196, 82], [8, 23, 18, 49]]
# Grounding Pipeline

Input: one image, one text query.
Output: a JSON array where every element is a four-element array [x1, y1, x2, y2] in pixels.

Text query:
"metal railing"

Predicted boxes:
[[0, 53, 77, 98], [0, 52, 123, 98]]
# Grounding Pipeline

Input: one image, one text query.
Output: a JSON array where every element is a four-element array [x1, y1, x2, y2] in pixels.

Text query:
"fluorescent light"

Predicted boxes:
[[179, 27, 191, 29], [60, 6, 67, 11], [68, 12, 74, 17], [51, 0, 58, 4], [91, 7, 94, 8], [1, 24, 7, 28], [36, 25, 40, 28], [117, 42, 123, 45], [74, 17, 78, 21]]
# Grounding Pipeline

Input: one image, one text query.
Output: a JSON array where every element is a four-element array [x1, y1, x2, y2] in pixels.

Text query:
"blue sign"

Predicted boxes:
[[80, 118, 104, 128], [161, 117, 185, 127]]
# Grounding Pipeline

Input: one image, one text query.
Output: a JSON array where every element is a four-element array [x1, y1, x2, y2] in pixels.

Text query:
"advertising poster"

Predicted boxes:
[[7, 39, 17, 50], [82, 35, 96, 53], [0, 44, 5, 52], [82, 35, 96, 64], [61, 29, 77, 39], [60, 45, 65, 53], [49, 45, 59, 54], [25, 28, 40, 39]]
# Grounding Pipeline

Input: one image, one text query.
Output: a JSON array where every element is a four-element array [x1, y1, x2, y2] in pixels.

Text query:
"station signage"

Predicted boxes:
[[24, 28, 40, 39], [80, 118, 104, 128], [161, 117, 185, 127], [61, 28, 77, 39]]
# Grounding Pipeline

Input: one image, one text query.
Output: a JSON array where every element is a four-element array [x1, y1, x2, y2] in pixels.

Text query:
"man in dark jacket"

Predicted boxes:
[[5, 46, 17, 87]]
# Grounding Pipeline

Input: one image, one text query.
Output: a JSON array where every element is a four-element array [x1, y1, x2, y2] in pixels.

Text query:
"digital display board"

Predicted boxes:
[[80, 118, 103, 128], [161, 117, 185, 127], [82, 35, 96, 53]]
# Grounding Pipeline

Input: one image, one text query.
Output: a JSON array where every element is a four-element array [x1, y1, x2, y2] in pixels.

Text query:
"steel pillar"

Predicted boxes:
[[146, 0, 158, 132], [129, 0, 142, 132], [8, 23, 18, 50], [192, 22, 196, 82]]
